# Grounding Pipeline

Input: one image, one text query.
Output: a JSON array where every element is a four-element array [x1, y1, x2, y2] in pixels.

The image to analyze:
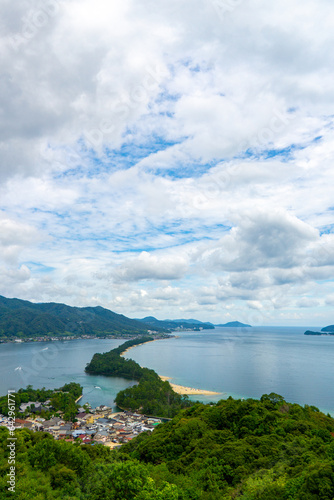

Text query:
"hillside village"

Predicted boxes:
[[0, 404, 162, 448]]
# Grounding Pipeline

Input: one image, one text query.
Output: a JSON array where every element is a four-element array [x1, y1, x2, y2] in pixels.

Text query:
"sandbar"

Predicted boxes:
[[159, 376, 222, 396], [121, 341, 222, 396]]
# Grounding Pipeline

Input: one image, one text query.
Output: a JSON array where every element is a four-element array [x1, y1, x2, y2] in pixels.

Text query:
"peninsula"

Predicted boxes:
[[85, 337, 221, 416], [85, 337, 194, 417], [119, 336, 221, 396]]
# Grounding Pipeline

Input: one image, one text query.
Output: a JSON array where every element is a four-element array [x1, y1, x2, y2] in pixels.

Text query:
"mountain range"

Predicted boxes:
[[0, 295, 254, 339], [136, 316, 215, 331], [0, 295, 155, 339]]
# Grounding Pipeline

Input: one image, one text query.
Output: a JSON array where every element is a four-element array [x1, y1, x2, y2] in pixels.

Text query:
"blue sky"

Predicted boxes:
[[0, 0, 334, 326]]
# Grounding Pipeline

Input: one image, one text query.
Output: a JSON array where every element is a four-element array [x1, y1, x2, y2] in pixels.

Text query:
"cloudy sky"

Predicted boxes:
[[0, 0, 334, 326]]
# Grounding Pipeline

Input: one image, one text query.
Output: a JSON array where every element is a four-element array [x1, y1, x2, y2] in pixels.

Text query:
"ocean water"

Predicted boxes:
[[0, 327, 333, 415], [125, 326, 334, 415], [0, 338, 137, 409]]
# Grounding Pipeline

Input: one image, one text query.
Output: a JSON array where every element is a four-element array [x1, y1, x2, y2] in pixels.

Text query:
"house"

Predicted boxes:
[[19, 402, 41, 413], [14, 419, 34, 430]]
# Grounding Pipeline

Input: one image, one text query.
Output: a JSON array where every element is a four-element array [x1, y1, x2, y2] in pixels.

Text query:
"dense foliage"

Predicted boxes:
[[122, 393, 334, 499], [0, 383, 82, 422], [0, 427, 180, 499], [0, 295, 153, 338], [86, 338, 192, 418], [85, 337, 155, 379], [115, 372, 192, 418], [2, 394, 334, 498]]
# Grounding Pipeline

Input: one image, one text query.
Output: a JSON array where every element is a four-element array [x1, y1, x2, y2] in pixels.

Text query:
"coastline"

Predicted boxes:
[[120, 336, 165, 356], [120, 335, 222, 396], [159, 376, 222, 396]]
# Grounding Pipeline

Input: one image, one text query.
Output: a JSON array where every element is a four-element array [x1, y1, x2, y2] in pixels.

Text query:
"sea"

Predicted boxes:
[[1, 326, 333, 415]]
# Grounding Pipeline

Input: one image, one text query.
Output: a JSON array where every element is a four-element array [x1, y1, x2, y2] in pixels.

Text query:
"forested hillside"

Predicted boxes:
[[2, 394, 334, 498], [85, 338, 192, 418], [122, 394, 334, 499], [0, 295, 154, 338]]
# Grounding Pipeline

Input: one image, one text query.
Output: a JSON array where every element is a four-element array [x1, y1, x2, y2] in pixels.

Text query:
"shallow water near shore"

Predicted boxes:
[[1, 326, 334, 415]]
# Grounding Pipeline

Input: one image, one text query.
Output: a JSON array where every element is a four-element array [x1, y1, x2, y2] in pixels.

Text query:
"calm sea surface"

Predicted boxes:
[[0, 327, 333, 414], [0, 338, 137, 410]]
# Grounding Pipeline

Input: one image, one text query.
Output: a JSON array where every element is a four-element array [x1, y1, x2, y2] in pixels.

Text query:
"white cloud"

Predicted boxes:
[[0, 217, 40, 264], [296, 297, 321, 308], [199, 210, 319, 273], [112, 252, 188, 283], [0, 0, 334, 324]]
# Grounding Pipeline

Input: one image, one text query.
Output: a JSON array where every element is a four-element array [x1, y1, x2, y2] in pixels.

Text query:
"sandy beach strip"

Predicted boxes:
[[121, 341, 221, 396], [159, 376, 222, 396], [120, 338, 159, 356]]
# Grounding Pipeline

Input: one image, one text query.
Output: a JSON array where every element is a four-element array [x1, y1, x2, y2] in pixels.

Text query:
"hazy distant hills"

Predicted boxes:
[[0, 295, 155, 339], [215, 321, 252, 328], [136, 317, 253, 331], [136, 316, 215, 331]]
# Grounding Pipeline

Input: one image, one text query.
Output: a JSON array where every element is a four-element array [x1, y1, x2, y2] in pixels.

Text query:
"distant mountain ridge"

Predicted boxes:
[[0, 295, 155, 339], [136, 316, 214, 331], [321, 325, 334, 332], [215, 321, 252, 328]]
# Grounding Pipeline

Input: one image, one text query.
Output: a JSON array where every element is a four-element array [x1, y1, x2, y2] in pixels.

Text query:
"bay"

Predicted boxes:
[[0, 338, 137, 410], [1, 326, 334, 416], [125, 326, 334, 416]]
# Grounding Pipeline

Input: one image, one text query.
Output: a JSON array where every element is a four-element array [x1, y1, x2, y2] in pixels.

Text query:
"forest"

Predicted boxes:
[[0, 383, 82, 422], [85, 337, 192, 418], [0, 295, 155, 339], [2, 394, 334, 498]]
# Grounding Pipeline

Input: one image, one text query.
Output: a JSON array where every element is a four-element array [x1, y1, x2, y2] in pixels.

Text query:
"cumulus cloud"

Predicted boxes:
[[112, 252, 188, 283], [0, 0, 334, 324], [199, 210, 318, 273], [0, 217, 40, 264]]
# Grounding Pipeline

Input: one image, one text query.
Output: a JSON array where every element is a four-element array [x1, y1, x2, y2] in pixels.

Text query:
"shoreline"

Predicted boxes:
[[120, 335, 172, 356], [120, 338, 159, 356], [120, 336, 222, 396], [159, 376, 222, 396], [0, 334, 137, 345]]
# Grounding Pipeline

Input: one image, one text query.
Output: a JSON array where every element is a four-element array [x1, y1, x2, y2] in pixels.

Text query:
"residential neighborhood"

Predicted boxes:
[[0, 404, 163, 448]]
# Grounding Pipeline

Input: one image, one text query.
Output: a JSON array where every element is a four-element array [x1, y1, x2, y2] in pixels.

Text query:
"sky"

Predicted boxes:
[[0, 0, 334, 326]]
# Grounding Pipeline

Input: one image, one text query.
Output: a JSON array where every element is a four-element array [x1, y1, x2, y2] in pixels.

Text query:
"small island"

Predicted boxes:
[[216, 321, 252, 328], [304, 328, 334, 336]]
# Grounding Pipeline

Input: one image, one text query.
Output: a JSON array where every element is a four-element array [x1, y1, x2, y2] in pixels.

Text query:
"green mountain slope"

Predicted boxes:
[[122, 394, 334, 499], [0, 295, 151, 338], [3, 393, 334, 499]]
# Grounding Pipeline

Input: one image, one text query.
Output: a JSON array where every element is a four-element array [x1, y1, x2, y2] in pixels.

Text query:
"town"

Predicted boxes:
[[0, 401, 164, 448]]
